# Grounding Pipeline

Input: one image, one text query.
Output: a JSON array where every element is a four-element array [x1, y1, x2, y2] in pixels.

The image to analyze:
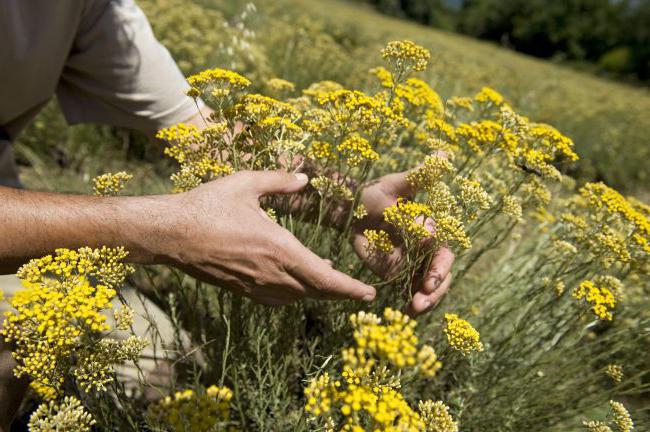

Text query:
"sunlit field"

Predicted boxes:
[[4, 0, 649, 431]]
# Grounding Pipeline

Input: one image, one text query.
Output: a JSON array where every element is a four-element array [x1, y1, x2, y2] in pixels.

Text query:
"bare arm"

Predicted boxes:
[[0, 172, 376, 304], [0, 186, 173, 274]]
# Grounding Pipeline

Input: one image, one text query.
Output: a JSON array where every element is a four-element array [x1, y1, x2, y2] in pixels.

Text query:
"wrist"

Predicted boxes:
[[111, 194, 186, 266]]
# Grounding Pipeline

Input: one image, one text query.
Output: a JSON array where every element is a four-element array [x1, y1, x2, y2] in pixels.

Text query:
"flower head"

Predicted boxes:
[[444, 313, 484, 355], [381, 40, 431, 72], [29, 396, 95, 432]]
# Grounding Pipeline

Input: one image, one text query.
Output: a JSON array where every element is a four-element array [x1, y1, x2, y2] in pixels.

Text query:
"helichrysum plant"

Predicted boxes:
[[2, 35, 648, 431]]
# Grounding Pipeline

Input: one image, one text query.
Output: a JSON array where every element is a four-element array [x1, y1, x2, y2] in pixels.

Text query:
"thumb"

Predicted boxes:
[[247, 170, 309, 197]]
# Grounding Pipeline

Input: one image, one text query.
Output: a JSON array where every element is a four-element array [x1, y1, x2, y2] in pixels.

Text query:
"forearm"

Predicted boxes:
[[0, 186, 179, 274]]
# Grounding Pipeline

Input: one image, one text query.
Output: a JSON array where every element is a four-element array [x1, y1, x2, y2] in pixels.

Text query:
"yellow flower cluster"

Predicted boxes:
[[305, 372, 339, 416], [474, 86, 504, 106], [73, 336, 147, 392], [455, 120, 501, 154], [418, 400, 459, 432], [381, 40, 431, 72], [447, 96, 474, 112], [186, 68, 251, 98], [433, 214, 472, 250], [395, 78, 445, 119], [1, 247, 134, 393], [605, 364, 623, 383], [583, 421, 614, 432], [92, 171, 133, 196], [384, 199, 433, 244], [573, 280, 616, 321], [353, 204, 368, 220], [609, 400, 634, 432], [502, 195, 523, 220], [456, 176, 492, 219], [17, 246, 132, 289], [309, 140, 335, 160], [306, 372, 449, 431], [583, 400, 634, 432], [257, 116, 303, 139], [159, 122, 234, 192], [407, 154, 456, 193], [337, 133, 380, 167], [29, 396, 95, 432], [156, 122, 202, 145], [370, 66, 395, 88], [265, 77, 295, 95], [350, 308, 419, 368], [443, 313, 484, 355], [310, 175, 354, 201], [316, 89, 405, 134], [417, 345, 443, 378], [529, 123, 579, 162], [114, 306, 134, 331], [581, 182, 650, 255], [235, 93, 299, 121], [147, 385, 235, 432], [364, 229, 395, 254], [304, 307, 457, 430]]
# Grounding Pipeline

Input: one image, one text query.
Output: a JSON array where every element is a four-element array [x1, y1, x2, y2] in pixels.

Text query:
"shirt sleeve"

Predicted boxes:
[[56, 0, 204, 134]]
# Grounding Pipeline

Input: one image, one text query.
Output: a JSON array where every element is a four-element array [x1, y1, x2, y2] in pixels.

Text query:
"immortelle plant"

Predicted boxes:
[[2, 40, 648, 431]]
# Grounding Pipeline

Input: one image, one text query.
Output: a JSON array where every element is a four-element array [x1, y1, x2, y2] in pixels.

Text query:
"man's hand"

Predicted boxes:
[[163, 171, 377, 306], [351, 171, 455, 316], [0, 171, 376, 306]]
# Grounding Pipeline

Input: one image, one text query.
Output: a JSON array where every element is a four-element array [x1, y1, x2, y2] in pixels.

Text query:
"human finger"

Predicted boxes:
[[408, 272, 452, 316]]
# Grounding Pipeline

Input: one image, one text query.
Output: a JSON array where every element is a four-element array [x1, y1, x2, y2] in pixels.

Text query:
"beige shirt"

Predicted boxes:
[[0, 0, 200, 138]]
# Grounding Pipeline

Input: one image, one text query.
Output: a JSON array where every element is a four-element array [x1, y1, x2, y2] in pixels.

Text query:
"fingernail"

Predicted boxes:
[[294, 173, 308, 184], [362, 291, 376, 302], [422, 300, 432, 309]]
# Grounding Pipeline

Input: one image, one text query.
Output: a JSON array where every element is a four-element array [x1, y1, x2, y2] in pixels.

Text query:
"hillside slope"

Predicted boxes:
[[265, 0, 650, 192]]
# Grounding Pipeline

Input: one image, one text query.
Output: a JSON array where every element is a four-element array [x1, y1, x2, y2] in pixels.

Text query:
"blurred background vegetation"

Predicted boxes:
[[15, 0, 649, 197], [352, 0, 650, 85]]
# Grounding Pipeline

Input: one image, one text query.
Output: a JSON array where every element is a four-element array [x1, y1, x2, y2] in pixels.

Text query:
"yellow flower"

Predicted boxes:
[[474, 86, 504, 106], [605, 364, 623, 383], [383, 199, 433, 244], [266, 77, 295, 95], [444, 313, 484, 355], [447, 96, 474, 112], [381, 40, 431, 72], [609, 400, 633, 432], [419, 400, 459, 432], [337, 134, 380, 167], [395, 78, 444, 119], [349, 308, 419, 369], [573, 280, 616, 321], [92, 171, 133, 196], [186, 68, 251, 95], [147, 385, 235, 432], [407, 154, 455, 193], [1, 247, 134, 392], [29, 396, 95, 432], [502, 195, 523, 220], [433, 214, 472, 250], [353, 204, 368, 220], [363, 229, 394, 255], [417, 345, 442, 378], [369, 66, 394, 88]]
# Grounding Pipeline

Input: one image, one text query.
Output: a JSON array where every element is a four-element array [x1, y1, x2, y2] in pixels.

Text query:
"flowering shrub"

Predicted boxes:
[[2, 37, 648, 431]]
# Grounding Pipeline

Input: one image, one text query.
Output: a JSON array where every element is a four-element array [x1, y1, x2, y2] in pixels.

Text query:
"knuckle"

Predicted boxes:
[[315, 275, 337, 295]]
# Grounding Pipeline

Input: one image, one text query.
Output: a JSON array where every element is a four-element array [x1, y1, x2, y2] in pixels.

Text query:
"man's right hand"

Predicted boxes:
[[160, 171, 376, 306]]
